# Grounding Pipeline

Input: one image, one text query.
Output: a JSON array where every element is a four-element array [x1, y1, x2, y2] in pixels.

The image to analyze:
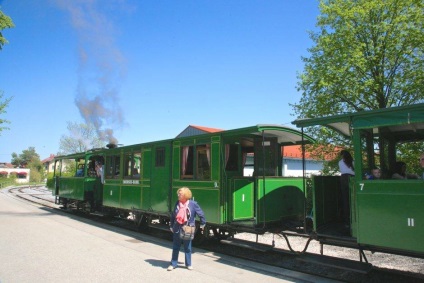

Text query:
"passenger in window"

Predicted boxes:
[[338, 150, 354, 227], [76, 165, 84, 177], [391, 161, 419, 179], [365, 167, 381, 180]]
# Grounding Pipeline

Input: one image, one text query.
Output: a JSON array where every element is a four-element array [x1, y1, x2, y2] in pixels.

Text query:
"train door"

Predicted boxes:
[[149, 142, 172, 212], [89, 154, 104, 210], [227, 136, 282, 223], [225, 142, 255, 221]]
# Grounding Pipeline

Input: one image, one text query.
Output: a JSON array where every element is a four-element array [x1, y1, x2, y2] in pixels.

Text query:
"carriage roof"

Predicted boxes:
[[292, 103, 424, 141]]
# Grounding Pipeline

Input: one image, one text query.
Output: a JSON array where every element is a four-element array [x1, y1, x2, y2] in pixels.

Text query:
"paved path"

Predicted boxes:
[[0, 189, 340, 283]]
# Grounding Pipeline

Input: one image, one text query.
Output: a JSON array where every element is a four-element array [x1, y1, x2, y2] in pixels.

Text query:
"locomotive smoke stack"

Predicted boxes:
[[106, 143, 118, 149]]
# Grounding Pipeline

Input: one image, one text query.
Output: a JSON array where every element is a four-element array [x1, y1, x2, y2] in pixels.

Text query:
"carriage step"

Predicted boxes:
[[220, 238, 273, 252], [148, 222, 171, 231]]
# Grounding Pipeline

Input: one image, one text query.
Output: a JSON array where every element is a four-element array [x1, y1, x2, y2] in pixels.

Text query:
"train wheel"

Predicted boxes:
[[137, 215, 150, 233], [119, 211, 130, 219], [60, 198, 68, 209], [193, 225, 210, 245]]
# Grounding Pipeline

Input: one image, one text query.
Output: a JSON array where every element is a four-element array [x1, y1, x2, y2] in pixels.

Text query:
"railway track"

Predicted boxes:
[[4, 185, 424, 283]]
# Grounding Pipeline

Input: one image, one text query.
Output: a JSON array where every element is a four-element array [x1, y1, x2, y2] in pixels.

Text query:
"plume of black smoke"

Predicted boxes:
[[54, 0, 127, 145]]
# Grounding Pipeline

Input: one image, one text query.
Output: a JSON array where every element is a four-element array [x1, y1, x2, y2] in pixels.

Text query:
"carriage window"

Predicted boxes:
[[253, 138, 278, 176], [181, 146, 194, 179], [243, 152, 254, 176], [75, 159, 85, 177], [133, 152, 141, 179], [181, 144, 210, 180], [87, 158, 98, 177], [225, 144, 239, 171], [56, 158, 80, 177], [123, 153, 132, 179], [359, 125, 424, 180], [123, 152, 141, 179], [156, 147, 165, 167], [197, 144, 210, 180], [105, 155, 120, 179]]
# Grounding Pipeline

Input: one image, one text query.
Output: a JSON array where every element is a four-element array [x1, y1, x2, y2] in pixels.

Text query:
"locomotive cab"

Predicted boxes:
[[51, 152, 104, 211]]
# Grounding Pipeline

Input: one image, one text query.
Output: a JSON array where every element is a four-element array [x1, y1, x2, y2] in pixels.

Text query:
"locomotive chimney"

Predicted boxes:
[[106, 143, 118, 149]]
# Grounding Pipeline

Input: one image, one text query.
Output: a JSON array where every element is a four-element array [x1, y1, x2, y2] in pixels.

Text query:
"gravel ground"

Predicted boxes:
[[234, 231, 424, 275]]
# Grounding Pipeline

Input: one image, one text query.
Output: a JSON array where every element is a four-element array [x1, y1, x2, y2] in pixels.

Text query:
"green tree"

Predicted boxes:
[[0, 91, 12, 135], [59, 122, 104, 155], [11, 147, 45, 182], [293, 0, 424, 172], [0, 7, 14, 50], [11, 147, 41, 168], [295, 0, 423, 118], [0, 8, 14, 133]]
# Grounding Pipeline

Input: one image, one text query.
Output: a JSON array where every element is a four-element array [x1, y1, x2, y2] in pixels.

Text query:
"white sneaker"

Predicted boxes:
[[167, 265, 175, 271], [187, 266, 193, 270]]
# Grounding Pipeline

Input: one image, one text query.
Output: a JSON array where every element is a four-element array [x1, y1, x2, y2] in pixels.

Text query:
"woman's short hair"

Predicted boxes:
[[177, 187, 192, 199]]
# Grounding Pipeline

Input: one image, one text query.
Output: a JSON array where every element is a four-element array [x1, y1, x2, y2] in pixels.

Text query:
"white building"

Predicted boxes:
[[0, 164, 30, 183]]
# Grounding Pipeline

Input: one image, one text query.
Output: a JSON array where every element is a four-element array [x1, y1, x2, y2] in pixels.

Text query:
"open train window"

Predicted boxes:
[[123, 151, 142, 179], [225, 144, 239, 171], [181, 146, 194, 179], [197, 144, 210, 180], [133, 152, 141, 178], [181, 144, 211, 180], [358, 124, 424, 180], [123, 153, 131, 178], [105, 155, 120, 179], [253, 137, 279, 176], [54, 158, 82, 177]]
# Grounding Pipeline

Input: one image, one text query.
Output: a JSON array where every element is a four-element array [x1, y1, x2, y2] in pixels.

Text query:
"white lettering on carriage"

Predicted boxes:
[[123, 180, 140, 185]]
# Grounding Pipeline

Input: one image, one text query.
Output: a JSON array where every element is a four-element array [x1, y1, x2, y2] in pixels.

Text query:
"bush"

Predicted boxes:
[[46, 172, 55, 190]]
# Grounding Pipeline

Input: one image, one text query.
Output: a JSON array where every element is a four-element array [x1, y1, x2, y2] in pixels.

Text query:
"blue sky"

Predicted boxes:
[[0, 0, 319, 161]]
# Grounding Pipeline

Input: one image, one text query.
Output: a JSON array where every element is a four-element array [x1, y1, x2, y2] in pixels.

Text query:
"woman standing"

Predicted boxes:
[[338, 150, 355, 227], [168, 187, 206, 271]]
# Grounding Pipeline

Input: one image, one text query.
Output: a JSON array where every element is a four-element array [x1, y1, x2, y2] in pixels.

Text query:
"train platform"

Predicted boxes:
[[0, 188, 340, 283]]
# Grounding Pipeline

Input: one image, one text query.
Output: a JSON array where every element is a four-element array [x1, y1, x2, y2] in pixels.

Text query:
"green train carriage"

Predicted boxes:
[[52, 124, 313, 236], [170, 124, 313, 234], [293, 103, 424, 258]]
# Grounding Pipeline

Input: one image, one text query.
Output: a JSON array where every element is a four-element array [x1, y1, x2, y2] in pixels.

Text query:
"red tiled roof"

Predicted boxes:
[[189, 125, 223, 133], [282, 145, 335, 161], [0, 163, 14, 168], [41, 154, 55, 163], [282, 145, 308, 159]]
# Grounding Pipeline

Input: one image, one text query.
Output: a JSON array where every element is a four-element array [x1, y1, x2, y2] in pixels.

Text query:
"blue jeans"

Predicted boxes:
[[171, 230, 192, 267]]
